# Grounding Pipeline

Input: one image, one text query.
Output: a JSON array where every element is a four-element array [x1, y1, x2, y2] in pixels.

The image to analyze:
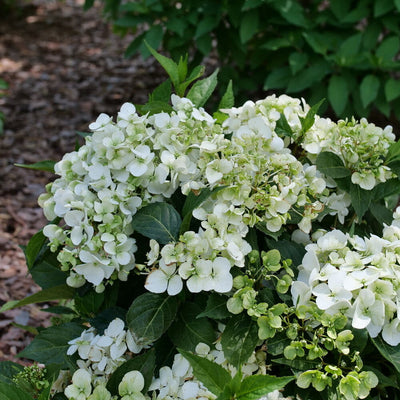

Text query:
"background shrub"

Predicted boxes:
[[84, 0, 400, 122]]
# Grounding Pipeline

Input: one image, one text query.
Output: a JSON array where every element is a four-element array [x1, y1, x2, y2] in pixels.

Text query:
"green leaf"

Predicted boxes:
[[337, 33, 363, 58], [145, 41, 180, 89], [350, 183, 373, 219], [376, 36, 400, 61], [240, 10, 259, 43], [370, 202, 394, 225], [14, 160, 55, 173], [177, 55, 188, 82], [138, 100, 173, 116], [330, 0, 351, 19], [0, 382, 32, 400], [18, 322, 84, 366], [197, 293, 231, 320], [0, 362, 24, 385], [328, 75, 349, 116], [196, 34, 213, 56], [76, 130, 91, 138], [266, 332, 291, 356], [396, 0, 400, 11], [83, 0, 95, 11], [374, 0, 394, 17], [265, 239, 306, 267], [288, 52, 308, 75], [264, 67, 291, 90], [127, 292, 178, 346], [218, 80, 234, 109], [24, 229, 46, 269], [237, 375, 294, 400], [140, 26, 164, 59], [287, 62, 330, 93], [221, 313, 259, 368], [168, 302, 216, 351], [179, 349, 232, 396], [360, 75, 380, 108], [386, 140, 400, 164], [385, 79, 400, 102], [75, 290, 104, 316], [132, 202, 182, 244], [187, 69, 219, 108], [149, 79, 172, 103], [107, 349, 156, 394], [300, 98, 325, 134], [180, 186, 226, 234], [373, 178, 400, 200], [30, 257, 68, 289], [316, 151, 351, 178], [0, 285, 75, 312], [272, 357, 320, 371], [303, 32, 328, 55], [195, 15, 220, 39], [275, 113, 293, 138], [372, 335, 400, 373], [178, 65, 205, 96]]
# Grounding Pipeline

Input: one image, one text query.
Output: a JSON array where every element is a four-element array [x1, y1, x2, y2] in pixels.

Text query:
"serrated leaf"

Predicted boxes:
[[24, 229, 46, 269], [386, 140, 400, 164], [385, 79, 400, 102], [237, 375, 294, 400], [187, 69, 219, 108], [328, 75, 349, 115], [132, 202, 181, 244], [197, 293, 231, 320], [177, 65, 205, 96], [374, 0, 393, 17], [264, 67, 291, 90], [145, 41, 180, 89], [14, 160, 55, 173], [0, 285, 75, 312], [138, 101, 173, 116], [240, 10, 259, 43], [275, 112, 293, 138], [83, 0, 95, 10], [360, 75, 380, 108], [299, 98, 325, 134], [30, 257, 68, 289], [221, 313, 258, 368], [149, 79, 172, 103], [373, 178, 400, 200], [372, 336, 400, 373], [0, 362, 24, 385], [140, 26, 164, 59], [107, 349, 156, 394], [127, 293, 178, 346], [179, 349, 232, 396], [370, 202, 394, 225], [316, 151, 351, 178], [272, 357, 320, 370], [0, 382, 32, 400], [288, 52, 308, 75], [168, 302, 216, 351], [376, 36, 400, 61], [18, 322, 84, 366], [218, 80, 234, 109], [350, 183, 373, 219]]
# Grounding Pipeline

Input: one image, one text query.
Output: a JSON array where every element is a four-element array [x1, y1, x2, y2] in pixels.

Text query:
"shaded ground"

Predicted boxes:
[[0, 0, 163, 362]]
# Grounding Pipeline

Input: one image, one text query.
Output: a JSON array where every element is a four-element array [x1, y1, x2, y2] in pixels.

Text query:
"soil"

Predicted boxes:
[[0, 0, 164, 363]]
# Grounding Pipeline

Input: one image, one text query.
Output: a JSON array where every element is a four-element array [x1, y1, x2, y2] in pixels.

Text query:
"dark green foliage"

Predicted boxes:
[[86, 0, 400, 119]]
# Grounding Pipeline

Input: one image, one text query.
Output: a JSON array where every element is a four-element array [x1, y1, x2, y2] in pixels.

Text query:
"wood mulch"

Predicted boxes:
[[0, 0, 163, 363]]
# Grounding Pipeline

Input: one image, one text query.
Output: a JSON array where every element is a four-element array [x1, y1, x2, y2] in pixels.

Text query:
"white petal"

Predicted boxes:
[[145, 270, 168, 293], [105, 318, 125, 337], [167, 275, 183, 296], [74, 264, 105, 286]]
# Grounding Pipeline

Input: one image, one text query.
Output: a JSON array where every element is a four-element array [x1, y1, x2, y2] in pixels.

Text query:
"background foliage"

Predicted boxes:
[[84, 0, 400, 121]]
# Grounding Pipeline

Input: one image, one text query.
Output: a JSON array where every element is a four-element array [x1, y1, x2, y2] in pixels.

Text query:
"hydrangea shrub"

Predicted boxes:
[[2, 51, 400, 400]]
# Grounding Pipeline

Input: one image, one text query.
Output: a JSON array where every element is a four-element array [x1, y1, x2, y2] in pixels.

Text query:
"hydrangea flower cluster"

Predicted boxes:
[[223, 94, 396, 190], [65, 321, 290, 400], [38, 94, 350, 293], [292, 206, 400, 345], [67, 318, 143, 383]]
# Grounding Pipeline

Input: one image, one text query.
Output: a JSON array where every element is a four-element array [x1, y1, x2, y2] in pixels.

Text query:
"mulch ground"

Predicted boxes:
[[0, 0, 164, 363]]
